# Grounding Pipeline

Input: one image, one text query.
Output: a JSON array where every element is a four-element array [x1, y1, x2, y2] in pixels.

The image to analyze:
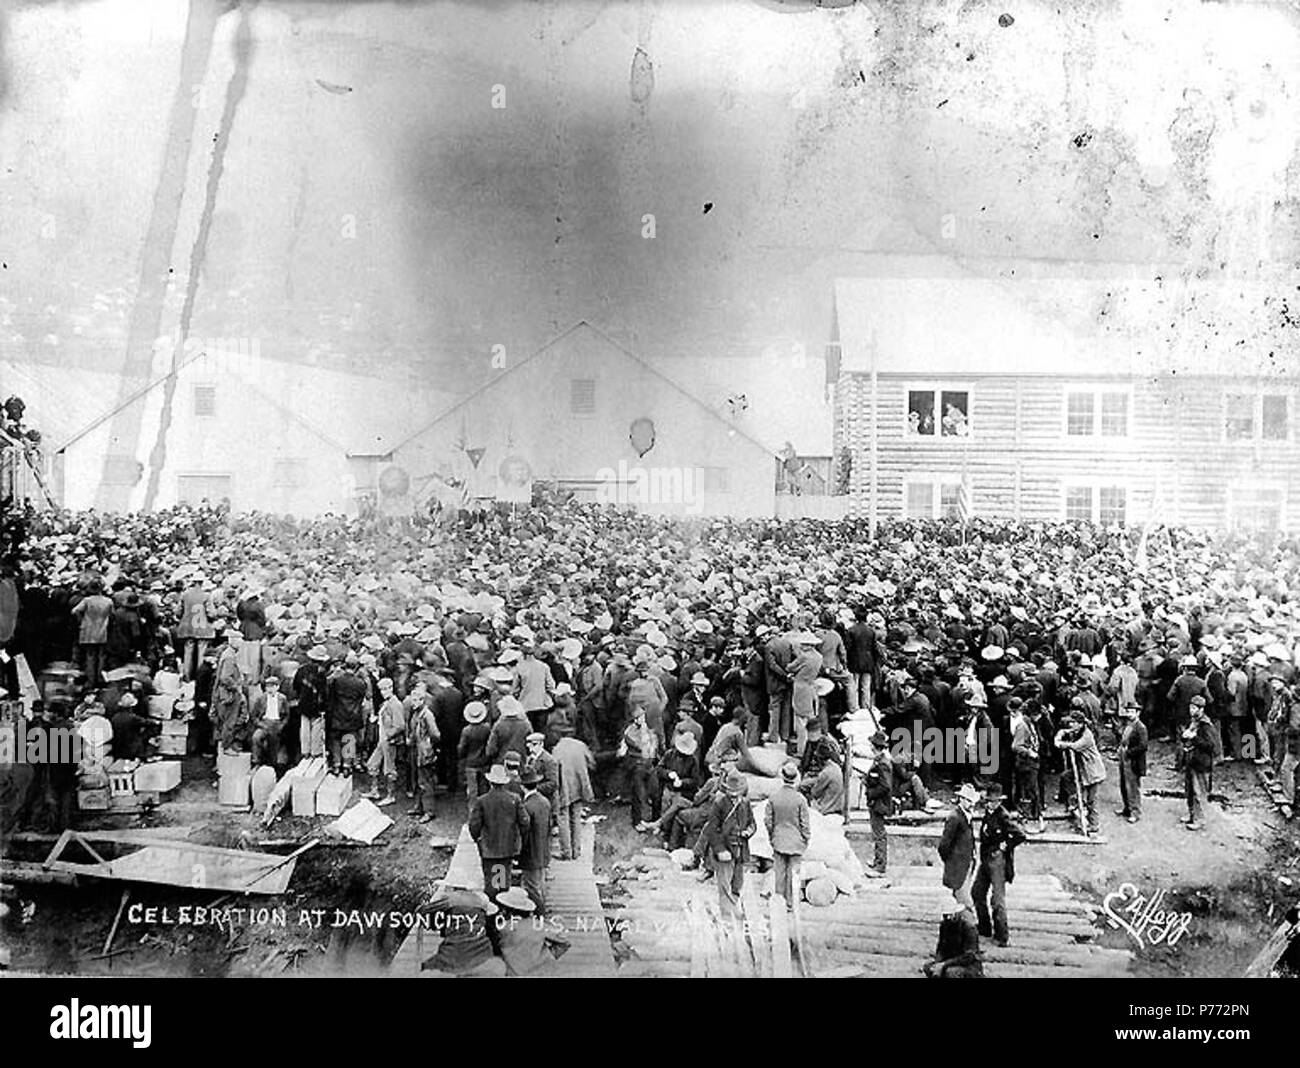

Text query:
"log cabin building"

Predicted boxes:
[[828, 256, 1300, 533]]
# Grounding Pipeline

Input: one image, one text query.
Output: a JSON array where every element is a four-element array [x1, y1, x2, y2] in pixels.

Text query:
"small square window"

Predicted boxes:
[[1099, 392, 1129, 437], [1065, 486, 1093, 523], [1262, 395, 1289, 440], [570, 378, 596, 415], [1066, 392, 1094, 436], [1225, 395, 1254, 440], [194, 385, 216, 417], [702, 466, 730, 494]]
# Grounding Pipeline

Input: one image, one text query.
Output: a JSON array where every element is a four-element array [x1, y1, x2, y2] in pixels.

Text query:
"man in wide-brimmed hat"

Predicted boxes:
[[653, 730, 702, 839], [702, 768, 755, 919], [972, 784, 1026, 947], [458, 701, 492, 799], [468, 764, 530, 903]]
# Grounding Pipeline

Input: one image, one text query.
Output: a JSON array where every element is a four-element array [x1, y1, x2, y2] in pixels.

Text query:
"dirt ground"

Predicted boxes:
[[3, 742, 1298, 977]]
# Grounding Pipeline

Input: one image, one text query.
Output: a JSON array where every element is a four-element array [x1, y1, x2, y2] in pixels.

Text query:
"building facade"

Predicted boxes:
[[391, 322, 778, 518], [830, 264, 1300, 532]]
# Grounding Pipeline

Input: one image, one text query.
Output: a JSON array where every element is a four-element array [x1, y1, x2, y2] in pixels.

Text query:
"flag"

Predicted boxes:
[[1134, 488, 1161, 575], [956, 478, 970, 526]]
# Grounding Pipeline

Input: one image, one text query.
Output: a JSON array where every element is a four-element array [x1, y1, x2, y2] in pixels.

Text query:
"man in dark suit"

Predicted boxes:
[[845, 605, 880, 720], [972, 785, 1026, 947], [938, 783, 979, 906], [764, 762, 810, 906], [863, 731, 893, 877], [468, 764, 531, 903], [763, 629, 795, 745], [1181, 698, 1217, 831], [519, 768, 552, 913], [1115, 703, 1148, 823]]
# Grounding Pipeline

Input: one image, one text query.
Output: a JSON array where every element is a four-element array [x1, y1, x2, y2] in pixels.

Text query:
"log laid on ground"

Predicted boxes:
[[0, 861, 78, 887]]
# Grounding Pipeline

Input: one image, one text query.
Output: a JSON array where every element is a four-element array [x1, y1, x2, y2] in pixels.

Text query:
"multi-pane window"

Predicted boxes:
[[1065, 388, 1130, 437], [905, 479, 966, 519], [1065, 483, 1127, 525], [1225, 392, 1288, 442], [1100, 392, 1129, 436], [1064, 486, 1093, 523], [1066, 392, 1094, 436], [194, 384, 216, 417], [1225, 394, 1255, 440], [570, 378, 596, 415], [1262, 394, 1289, 440], [907, 388, 970, 437], [1099, 486, 1127, 527]]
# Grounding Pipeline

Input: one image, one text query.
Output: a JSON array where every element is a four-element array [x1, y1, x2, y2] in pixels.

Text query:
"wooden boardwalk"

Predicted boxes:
[[390, 820, 615, 977], [613, 853, 1132, 978]]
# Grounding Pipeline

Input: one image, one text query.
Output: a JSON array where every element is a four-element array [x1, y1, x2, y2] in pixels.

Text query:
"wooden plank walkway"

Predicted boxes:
[[613, 855, 1131, 979], [391, 820, 614, 977]]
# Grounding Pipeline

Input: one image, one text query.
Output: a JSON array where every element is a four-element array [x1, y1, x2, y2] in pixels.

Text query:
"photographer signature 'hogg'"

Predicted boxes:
[[1102, 883, 1194, 950]]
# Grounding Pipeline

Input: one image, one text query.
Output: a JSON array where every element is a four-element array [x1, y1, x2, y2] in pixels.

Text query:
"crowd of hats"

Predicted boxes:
[[12, 503, 1300, 673]]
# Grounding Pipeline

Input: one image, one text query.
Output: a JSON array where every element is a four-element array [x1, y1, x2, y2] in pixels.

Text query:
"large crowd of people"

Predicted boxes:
[[2, 499, 1300, 922]]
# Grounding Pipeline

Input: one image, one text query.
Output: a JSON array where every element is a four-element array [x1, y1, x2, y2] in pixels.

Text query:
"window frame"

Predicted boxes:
[[1061, 384, 1134, 440], [1061, 479, 1129, 526], [1226, 483, 1286, 532], [902, 473, 969, 520], [903, 383, 974, 441], [193, 383, 217, 418], [569, 377, 597, 417], [1222, 390, 1293, 445]]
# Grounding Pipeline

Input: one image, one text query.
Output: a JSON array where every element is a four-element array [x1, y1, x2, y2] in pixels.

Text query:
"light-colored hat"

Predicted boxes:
[[307, 645, 330, 663], [117, 693, 138, 708], [485, 764, 510, 785], [495, 887, 536, 913], [813, 677, 834, 697], [690, 671, 709, 686], [781, 762, 799, 782], [463, 702, 488, 724], [674, 732, 699, 755], [498, 696, 526, 719], [981, 645, 1004, 661], [957, 783, 980, 804], [497, 649, 522, 666]]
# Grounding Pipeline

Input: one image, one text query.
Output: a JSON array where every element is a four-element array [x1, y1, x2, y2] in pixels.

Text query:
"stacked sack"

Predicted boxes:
[[749, 801, 866, 906]]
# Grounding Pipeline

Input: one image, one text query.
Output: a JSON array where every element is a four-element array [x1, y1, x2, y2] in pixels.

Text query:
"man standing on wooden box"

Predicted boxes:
[[469, 764, 530, 904], [364, 676, 406, 807]]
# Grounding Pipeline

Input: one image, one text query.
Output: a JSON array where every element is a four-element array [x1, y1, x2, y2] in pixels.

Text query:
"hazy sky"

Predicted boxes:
[[2, 0, 1298, 406]]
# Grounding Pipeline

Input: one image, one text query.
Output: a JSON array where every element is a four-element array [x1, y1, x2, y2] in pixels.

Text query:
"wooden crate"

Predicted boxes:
[[315, 774, 353, 817], [219, 775, 251, 807], [106, 759, 139, 798], [218, 751, 252, 780], [291, 770, 329, 817]]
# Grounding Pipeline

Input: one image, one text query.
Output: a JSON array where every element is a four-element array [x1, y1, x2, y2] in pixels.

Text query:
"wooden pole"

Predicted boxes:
[[103, 888, 131, 957], [868, 329, 879, 541]]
